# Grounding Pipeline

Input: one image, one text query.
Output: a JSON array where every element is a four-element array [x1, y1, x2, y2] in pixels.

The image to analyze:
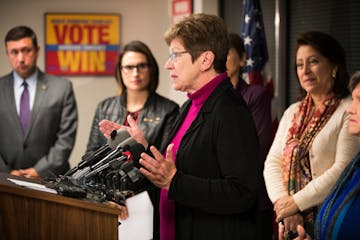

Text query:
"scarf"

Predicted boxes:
[[282, 93, 340, 235]]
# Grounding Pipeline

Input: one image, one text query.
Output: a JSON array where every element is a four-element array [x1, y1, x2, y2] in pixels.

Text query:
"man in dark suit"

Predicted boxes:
[[0, 25, 78, 179]]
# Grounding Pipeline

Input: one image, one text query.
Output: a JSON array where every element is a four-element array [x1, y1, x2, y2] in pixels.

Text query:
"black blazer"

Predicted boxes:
[[152, 78, 260, 240]]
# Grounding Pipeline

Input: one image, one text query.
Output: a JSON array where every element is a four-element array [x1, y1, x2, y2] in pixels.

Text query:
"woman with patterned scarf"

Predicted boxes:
[[264, 31, 360, 239], [279, 71, 360, 239]]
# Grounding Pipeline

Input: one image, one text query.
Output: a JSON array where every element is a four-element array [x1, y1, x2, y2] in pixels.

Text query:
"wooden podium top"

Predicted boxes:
[[0, 172, 121, 215], [0, 172, 122, 240]]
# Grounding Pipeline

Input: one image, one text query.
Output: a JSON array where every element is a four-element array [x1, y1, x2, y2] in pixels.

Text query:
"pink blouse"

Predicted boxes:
[[159, 72, 227, 240]]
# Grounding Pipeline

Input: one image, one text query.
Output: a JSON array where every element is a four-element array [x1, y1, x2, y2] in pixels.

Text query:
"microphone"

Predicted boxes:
[[84, 140, 145, 179], [64, 129, 130, 177], [78, 144, 112, 169], [63, 144, 112, 177], [108, 128, 130, 149], [78, 128, 129, 170], [84, 155, 128, 179], [117, 136, 138, 151], [115, 143, 147, 193], [84, 137, 138, 175], [55, 137, 147, 204], [69, 137, 137, 185], [70, 137, 136, 179], [126, 142, 145, 168]]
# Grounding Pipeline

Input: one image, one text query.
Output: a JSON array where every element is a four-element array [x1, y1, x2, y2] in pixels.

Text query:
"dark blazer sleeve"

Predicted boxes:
[[168, 88, 259, 214], [34, 79, 78, 177]]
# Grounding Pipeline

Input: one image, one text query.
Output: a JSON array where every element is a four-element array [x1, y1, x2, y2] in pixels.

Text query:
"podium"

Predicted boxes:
[[0, 173, 121, 240]]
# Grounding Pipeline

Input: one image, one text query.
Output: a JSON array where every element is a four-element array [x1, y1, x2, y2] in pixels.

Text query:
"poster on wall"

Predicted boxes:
[[171, 0, 192, 24], [45, 13, 120, 76]]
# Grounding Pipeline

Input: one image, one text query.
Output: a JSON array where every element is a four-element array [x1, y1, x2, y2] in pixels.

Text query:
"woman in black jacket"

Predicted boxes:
[[86, 40, 179, 154], [100, 14, 260, 240]]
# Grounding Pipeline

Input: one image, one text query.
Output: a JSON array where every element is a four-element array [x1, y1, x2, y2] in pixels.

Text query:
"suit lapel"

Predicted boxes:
[[3, 75, 24, 138], [25, 70, 48, 139]]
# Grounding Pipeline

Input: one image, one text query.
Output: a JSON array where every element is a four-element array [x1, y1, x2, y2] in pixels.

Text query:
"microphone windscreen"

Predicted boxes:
[[108, 128, 130, 148], [129, 143, 145, 168], [118, 137, 138, 151]]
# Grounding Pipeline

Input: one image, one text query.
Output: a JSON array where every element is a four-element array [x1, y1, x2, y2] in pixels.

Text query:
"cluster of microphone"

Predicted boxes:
[[54, 129, 148, 205]]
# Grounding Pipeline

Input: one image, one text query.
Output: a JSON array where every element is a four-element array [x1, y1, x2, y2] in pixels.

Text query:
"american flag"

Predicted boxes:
[[241, 0, 278, 138], [241, 0, 269, 86]]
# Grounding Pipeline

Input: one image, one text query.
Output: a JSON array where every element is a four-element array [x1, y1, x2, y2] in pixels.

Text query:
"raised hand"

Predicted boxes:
[[139, 144, 177, 190]]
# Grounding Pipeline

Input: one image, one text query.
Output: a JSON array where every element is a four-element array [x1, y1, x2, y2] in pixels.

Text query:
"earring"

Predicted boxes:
[[332, 71, 336, 78]]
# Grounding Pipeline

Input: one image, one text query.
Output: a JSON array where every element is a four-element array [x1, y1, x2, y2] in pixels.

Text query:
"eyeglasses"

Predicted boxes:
[[168, 51, 188, 62], [120, 63, 149, 74]]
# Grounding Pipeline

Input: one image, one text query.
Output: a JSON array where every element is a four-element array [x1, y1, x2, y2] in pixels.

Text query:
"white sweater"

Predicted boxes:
[[264, 97, 360, 211]]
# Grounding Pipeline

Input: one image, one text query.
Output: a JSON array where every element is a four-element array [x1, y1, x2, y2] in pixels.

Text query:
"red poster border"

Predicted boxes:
[[44, 13, 121, 76]]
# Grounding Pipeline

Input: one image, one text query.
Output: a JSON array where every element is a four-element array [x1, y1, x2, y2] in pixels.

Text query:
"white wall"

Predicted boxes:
[[0, 0, 217, 167]]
